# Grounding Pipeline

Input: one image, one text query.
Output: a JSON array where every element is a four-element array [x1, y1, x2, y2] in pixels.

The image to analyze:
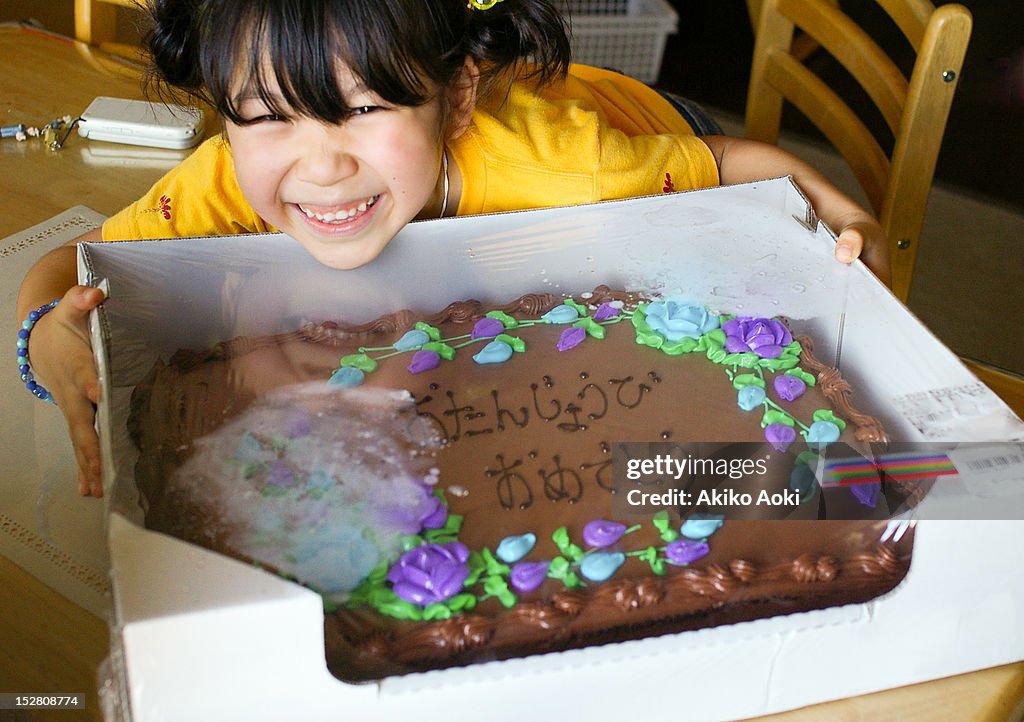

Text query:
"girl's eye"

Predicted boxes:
[[249, 114, 289, 124], [351, 106, 382, 116]]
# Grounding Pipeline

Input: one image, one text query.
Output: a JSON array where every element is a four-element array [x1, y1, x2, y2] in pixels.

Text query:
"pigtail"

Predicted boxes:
[[462, 0, 572, 93], [143, 0, 206, 101]]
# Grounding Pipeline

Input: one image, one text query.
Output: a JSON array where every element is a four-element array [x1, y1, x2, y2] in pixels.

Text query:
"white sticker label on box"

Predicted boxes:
[[894, 384, 1024, 441], [948, 443, 1024, 498]]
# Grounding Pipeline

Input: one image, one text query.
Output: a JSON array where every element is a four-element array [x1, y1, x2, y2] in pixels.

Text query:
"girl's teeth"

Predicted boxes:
[[301, 195, 378, 223]]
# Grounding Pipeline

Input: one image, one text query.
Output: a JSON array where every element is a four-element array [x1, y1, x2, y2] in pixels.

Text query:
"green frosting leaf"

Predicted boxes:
[[812, 409, 847, 431], [465, 551, 486, 586], [660, 336, 698, 356], [563, 543, 584, 563], [483, 575, 516, 607], [481, 547, 511, 577], [243, 461, 265, 479], [707, 347, 728, 364], [485, 310, 518, 328], [423, 603, 452, 621], [414, 321, 442, 341], [761, 409, 795, 427], [732, 373, 766, 390], [562, 571, 583, 589], [422, 341, 456, 360], [548, 556, 570, 579], [447, 593, 477, 612], [401, 534, 425, 551], [785, 367, 817, 386], [495, 334, 527, 353], [574, 317, 606, 339], [377, 598, 423, 621], [734, 352, 761, 369], [563, 298, 589, 315], [652, 510, 672, 532], [636, 330, 665, 349], [340, 352, 378, 373], [758, 355, 800, 372], [705, 329, 727, 346], [423, 529, 458, 544]]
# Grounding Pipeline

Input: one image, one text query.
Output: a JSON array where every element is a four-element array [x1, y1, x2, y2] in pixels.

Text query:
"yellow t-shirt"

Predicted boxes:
[[102, 65, 719, 240]]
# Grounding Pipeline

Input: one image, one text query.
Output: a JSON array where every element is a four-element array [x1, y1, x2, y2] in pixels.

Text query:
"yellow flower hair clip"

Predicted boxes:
[[467, 0, 504, 9]]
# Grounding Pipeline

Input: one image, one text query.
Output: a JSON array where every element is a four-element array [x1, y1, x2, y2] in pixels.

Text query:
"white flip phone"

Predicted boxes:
[[78, 96, 205, 150]]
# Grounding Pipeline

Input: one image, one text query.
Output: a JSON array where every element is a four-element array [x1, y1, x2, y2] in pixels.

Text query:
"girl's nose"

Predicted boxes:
[[293, 121, 358, 185]]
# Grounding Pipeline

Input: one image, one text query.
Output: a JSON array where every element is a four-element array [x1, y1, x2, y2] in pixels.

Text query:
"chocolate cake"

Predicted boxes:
[[129, 286, 914, 681]]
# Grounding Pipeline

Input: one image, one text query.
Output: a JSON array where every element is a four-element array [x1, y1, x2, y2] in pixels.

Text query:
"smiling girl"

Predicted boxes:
[[17, 0, 886, 496]]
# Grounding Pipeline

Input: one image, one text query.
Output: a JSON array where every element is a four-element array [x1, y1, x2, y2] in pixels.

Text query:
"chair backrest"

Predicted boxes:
[[744, 0, 971, 302], [74, 0, 148, 67]]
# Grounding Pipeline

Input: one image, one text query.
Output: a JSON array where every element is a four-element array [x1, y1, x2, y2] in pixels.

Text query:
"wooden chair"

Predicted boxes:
[[74, 0, 149, 69], [745, 2, 1024, 421], [745, 0, 839, 62], [744, 0, 972, 303]]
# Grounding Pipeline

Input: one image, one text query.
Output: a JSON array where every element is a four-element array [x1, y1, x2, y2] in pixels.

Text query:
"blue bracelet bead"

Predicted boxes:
[[15, 298, 61, 405]]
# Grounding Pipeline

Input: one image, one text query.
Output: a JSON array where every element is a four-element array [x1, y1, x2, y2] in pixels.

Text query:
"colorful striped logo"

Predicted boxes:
[[822, 452, 958, 487]]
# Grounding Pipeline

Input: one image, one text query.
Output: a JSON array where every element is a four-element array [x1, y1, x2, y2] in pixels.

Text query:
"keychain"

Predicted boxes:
[[1, 116, 82, 151]]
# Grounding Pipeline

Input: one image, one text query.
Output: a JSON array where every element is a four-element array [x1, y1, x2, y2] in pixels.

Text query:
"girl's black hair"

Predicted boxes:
[[145, 0, 572, 125]]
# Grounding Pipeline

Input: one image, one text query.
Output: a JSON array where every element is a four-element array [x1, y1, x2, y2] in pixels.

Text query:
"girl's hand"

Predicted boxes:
[[702, 136, 893, 286], [29, 285, 106, 497], [830, 212, 891, 286]]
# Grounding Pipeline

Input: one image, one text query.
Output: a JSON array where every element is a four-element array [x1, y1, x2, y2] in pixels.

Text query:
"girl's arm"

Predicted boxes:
[[701, 135, 890, 286], [16, 228, 106, 497]]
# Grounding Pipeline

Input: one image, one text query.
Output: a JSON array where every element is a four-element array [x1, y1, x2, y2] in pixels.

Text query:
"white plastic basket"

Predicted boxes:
[[567, 0, 678, 84]]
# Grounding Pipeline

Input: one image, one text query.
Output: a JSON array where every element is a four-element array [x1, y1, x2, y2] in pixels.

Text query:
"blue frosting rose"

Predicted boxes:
[[644, 300, 720, 342]]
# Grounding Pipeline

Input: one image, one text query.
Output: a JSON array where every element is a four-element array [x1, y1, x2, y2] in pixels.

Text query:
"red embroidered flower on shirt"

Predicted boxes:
[[143, 194, 172, 220], [156, 194, 172, 220], [662, 172, 675, 193]]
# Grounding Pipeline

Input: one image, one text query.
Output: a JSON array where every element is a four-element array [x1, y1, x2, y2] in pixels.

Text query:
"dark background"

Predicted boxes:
[[654, 1, 1024, 211]]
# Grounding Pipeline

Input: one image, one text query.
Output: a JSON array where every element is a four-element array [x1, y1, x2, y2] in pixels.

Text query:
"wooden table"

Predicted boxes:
[[2, 23, 1023, 722], [0, 24, 212, 240]]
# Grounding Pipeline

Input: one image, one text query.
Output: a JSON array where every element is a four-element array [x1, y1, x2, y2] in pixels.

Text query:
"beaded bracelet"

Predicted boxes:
[[16, 299, 60, 404]]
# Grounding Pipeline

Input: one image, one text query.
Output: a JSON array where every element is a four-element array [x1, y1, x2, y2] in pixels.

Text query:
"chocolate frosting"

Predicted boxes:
[[130, 286, 914, 681]]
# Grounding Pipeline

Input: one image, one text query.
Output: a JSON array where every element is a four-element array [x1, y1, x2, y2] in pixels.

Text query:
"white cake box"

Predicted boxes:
[[81, 179, 1024, 722]]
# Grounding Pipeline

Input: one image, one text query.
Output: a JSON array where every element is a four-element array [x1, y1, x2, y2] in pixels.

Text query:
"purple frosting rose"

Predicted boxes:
[[387, 542, 470, 605], [582, 520, 628, 547], [592, 302, 621, 322], [765, 422, 798, 452], [557, 326, 587, 352], [723, 317, 793, 359], [665, 539, 710, 565], [418, 492, 448, 530], [510, 560, 550, 593], [383, 483, 447, 534], [267, 460, 298, 488], [471, 317, 505, 339], [774, 375, 806, 401], [407, 349, 441, 375]]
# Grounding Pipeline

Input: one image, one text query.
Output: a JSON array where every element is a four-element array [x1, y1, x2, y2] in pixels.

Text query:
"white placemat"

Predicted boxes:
[[1, 206, 110, 617]]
